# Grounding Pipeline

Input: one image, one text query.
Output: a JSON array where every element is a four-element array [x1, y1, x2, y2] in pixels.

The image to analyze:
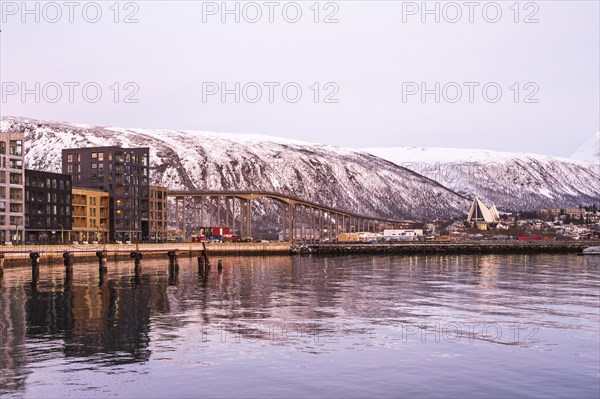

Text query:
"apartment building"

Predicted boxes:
[[0, 133, 25, 244], [24, 169, 72, 243], [62, 146, 150, 242], [70, 187, 110, 243], [149, 185, 168, 242]]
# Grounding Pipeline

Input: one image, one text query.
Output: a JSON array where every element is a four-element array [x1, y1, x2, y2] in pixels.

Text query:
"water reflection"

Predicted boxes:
[[0, 254, 598, 397]]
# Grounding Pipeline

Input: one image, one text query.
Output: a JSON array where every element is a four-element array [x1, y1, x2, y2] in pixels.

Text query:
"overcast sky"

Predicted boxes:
[[1, 1, 598, 156]]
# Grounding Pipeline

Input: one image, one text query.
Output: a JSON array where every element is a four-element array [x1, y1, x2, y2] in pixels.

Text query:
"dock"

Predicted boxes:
[[291, 240, 600, 255]]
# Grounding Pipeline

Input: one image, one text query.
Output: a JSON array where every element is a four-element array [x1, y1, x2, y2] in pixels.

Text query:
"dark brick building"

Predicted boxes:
[[24, 169, 72, 243], [61, 146, 150, 242]]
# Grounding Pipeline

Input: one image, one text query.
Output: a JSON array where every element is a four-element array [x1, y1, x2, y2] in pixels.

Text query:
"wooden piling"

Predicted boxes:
[[63, 251, 73, 267], [198, 256, 206, 275], [63, 252, 74, 280], [96, 251, 108, 278], [168, 250, 179, 280], [130, 251, 143, 269], [0, 254, 4, 278], [30, 252, 40, 268]]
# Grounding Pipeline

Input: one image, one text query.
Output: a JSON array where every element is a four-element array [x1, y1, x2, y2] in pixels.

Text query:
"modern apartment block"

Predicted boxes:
[[62, 146, 150, 242], [149, 185, 168, 242], [24, 169, 72, 243], [70, 187, 110, 243], [0, 133, 25, 244]]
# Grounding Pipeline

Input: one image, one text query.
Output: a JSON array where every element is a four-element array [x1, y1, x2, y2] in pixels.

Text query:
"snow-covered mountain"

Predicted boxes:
[[571, 132, 600, 164], [1, 117, 470, 227], [364, 146, 600, 211]]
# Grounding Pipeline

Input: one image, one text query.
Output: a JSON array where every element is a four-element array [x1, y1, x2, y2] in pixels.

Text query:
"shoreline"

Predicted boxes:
[[1, 240, 598, 268], [294, 241, 600, 255]]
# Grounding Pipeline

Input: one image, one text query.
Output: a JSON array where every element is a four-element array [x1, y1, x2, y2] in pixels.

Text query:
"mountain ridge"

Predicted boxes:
[[1, 116, 470, 228]]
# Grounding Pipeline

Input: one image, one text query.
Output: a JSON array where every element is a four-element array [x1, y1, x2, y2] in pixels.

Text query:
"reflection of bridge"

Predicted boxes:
[[167, 190, 413, 241]]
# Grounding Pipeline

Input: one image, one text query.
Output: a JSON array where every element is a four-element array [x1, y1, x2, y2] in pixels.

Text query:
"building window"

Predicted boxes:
[[9, 140, 22, 156], [92, 152, 98, 159], [67, 154, 73, 162], [0, 142, 5, 154], [9, 173, 22, 185], [9, 159, 22, 169], [52, 179, 57, 189]]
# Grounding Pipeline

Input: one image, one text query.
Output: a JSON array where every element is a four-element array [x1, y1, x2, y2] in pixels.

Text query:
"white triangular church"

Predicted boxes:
[[467, 196, 500, 224]]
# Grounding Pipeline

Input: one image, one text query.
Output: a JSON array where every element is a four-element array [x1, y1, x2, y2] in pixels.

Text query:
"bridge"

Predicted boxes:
[[166, 190, 414, 242]]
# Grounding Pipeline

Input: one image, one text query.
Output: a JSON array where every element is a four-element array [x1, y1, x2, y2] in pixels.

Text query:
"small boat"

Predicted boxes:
[[579, 246, 600, 256]]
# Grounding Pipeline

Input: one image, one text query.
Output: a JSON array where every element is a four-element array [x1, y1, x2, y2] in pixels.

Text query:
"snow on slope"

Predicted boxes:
[[1, 116, 469, 226], [571, 132, 600, 164], [364, 146, 600, 211]]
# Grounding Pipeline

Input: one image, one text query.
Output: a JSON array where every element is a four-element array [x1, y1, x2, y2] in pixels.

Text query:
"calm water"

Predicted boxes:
[[0, 254, 598, 398]]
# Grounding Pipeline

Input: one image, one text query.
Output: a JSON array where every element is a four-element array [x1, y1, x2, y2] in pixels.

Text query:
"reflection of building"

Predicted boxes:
[[70, 188, 110, 243], [0, 132, 25, 243], [149, 185, 168, 242], [0, 279, 29, 395], [24, 169, 72, 243], [22, 269, 169, 362], [62, 146, 150, 242]]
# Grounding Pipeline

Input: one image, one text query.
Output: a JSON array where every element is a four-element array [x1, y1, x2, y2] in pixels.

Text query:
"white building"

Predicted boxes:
[[467, 196, 500, 224], [383, 229, 424, 241], [0, 133, 25, 244]]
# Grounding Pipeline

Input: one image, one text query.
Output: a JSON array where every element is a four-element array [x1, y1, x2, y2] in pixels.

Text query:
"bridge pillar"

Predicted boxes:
[[183, 196, 187, 241], [200, 196, 205, 232], [193, 197, 197, 236], [216, 196, 220, 227]]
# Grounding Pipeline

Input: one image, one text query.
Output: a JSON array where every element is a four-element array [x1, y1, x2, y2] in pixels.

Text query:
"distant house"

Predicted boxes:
[[466, 196, 500, 224], [496, 223, 509, 230]]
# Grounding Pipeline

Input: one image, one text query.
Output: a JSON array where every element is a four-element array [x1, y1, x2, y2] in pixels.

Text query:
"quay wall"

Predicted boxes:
[[1, 241, 598, 268], [293, 241, 600, 255]]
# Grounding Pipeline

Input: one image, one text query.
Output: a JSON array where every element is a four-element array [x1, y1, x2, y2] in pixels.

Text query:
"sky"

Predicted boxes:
[[0, 0, 598, 157]]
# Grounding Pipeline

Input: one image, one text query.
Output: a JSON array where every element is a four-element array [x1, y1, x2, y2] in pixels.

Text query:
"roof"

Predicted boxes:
[[467, 197, 500, 223]]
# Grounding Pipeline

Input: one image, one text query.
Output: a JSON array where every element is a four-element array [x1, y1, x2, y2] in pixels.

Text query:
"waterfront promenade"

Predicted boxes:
[[0, 242, 292, 266]]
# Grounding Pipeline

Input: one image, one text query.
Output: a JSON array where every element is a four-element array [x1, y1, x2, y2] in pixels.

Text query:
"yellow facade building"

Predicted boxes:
[[150, 185, 168, 242], [70, 187, 110, 243]]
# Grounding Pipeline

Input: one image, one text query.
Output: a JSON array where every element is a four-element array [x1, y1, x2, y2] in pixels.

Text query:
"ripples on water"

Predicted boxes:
[[0, 254, 598, 398]]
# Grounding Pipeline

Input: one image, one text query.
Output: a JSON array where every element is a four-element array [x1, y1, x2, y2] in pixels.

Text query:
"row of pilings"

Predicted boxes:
[[0, 249, 224, 283]]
